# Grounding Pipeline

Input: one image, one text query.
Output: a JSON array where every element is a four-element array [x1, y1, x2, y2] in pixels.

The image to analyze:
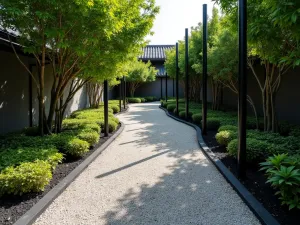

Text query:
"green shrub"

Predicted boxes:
[[260, 154, 300, 210], [110, 105, 120, 113], [140, 98, 146, 103], [218, 125, 238, 132], [145, 96, 156, 102], [0, 160, 52, 196], [63, 138, 89, 157], [278, 121, 292, 136], [192, 113, 202, 124], [173, 107, 185, 114], [179, 111, 193, 119], [127, 98, 141, 103], [77, 130, 99, 145], [0, 147, 63, 171], [83, 123, 101, 133], [206, 118, 221, 130], [216, 130, 237, 146], [22, 126, 39, 136], [161, 101, 168, 108], [167, 104, 176, 112], [109, 121, 118, 132], [290, 127, 300, 137]]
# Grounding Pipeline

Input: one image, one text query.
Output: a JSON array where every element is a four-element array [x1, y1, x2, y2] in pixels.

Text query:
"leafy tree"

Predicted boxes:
[[126, 60, 157, 97]]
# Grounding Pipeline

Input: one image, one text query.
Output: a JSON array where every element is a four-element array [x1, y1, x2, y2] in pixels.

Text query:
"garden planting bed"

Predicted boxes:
[[203, 131, 298, 225], [0, 124, 122, 225]]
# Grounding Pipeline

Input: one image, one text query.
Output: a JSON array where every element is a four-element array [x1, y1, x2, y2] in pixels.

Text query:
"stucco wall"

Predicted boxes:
[[0, 51, 88, 134]]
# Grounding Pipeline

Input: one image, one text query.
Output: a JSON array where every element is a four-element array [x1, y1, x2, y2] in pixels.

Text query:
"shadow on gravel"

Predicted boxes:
[[101, 103, 253, 225]]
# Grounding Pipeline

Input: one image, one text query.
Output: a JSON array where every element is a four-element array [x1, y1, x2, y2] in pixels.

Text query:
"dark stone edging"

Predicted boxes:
[[14, 121, 125, 225], [159, 106, 280, 225]]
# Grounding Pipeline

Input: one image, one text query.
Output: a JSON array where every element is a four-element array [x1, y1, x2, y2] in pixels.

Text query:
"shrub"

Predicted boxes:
[[260, 154, 300, 210], [0, 147, 63, 171], [278, 121, 292, 136], [192, 113, 202, 124], [22, 126, 39, 136], [218, 125, 238, 132], [145, 96, 156, 102], [109, 121, 118, 132], [77, 130, 99, 146], [179, 111, 193, 119], [167, 104, 176, 112], [140, 98, 146, 103], [110, 105, 120, 113], [290, 127, 300, 137], [0, 160, 52, 196], [161, 101, 168, 108], [83, 123, 101, 133], [206, 118, 221, 130], [127, 98, 141, 103], [173, 107, 185, 114], [215, 130, 237, 146], [63, 138, 89, 157]]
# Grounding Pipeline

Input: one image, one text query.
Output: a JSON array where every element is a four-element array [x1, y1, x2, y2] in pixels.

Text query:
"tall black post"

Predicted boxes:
[[238, 0, 247, 179], [119, 79, 122, 111], [202, 4, 208, 135], [104, 80, 109, 137], [165, 73, 168, 102], [176, 42, 179, 116], [123, 76, 126, 109], [185, 28, 189, 120], [160, 77, 163, 100]]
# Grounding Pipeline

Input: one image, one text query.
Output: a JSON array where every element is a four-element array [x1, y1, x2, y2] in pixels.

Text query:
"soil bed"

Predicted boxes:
[[166, 110, 298, 225], [0, 120, 123, 225]]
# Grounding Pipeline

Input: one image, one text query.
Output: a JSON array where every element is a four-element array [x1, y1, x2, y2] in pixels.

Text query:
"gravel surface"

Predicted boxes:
[[34, 102, 260, 225]]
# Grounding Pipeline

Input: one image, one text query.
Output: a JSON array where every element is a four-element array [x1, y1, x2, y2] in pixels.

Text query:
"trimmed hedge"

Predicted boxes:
[[206, 118, 221, 130], [167, 104, 176, 112], [216, 130, 237, 146], [192, 113, 202, 124], [127, 98, 142, 103], [179, 111, 193, 119], [218, 125, 238, 132]]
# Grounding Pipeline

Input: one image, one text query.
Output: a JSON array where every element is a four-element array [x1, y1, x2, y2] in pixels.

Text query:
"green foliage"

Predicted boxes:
[[110, 105, 120, 114], [179, 111, 193, 119], [77, 130, 99, 146], [218, 125, 238, 132], [63, 138, 89, 158], [206, 118, 221, 130], [0, 160, 52, 196], [127, 98, 142, 103], [140, 98, 146, 103], [144, 96, 157, 102], [167, 104, 176, 112], [108, 121, 118, 133], [260, 154, 300, 210], [192, 113, 202, 124], [216, 130, 237, 146], [22, 126, 39, 136]]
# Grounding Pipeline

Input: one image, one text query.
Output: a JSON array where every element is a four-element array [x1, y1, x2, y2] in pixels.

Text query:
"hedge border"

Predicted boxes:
[[14, 121, 125, 225], [159, 106, 280, 225]]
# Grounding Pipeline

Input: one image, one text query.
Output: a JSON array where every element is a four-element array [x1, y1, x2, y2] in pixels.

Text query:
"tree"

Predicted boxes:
[[0, 0, 159, 134], [126, 60, 157, 97]]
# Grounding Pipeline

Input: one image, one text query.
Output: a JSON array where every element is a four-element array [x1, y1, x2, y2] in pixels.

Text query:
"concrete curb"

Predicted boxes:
[[159, 106, 280, 225], [14, 122, 125, 225]]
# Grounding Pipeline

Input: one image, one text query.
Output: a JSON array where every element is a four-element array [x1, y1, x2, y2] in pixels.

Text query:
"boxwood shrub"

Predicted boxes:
[[77, 130, 99, 146], [110, 105, 120, 113], [140, 98, 146, 103], [179, 111, 193, 119], [127, 98, 142, 103], [192, 113, 202, 124], [218, 125, 238, 132], [215, 130, 237, 146], [167, 104, 176, 112], [206, 118, 221, 130]]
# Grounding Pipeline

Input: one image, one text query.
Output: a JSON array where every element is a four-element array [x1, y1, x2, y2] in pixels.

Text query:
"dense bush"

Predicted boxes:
[[127, 98, 142, 103], [173, 107, 185, 114], [167, 104, 176, 112], [110, 105, 120, 113], [0, 160, 52, 196], [144, 96, 157, 102], [192, 113, 202, 124], [22, 126, 39, 136], [206, 118, 221, 130], [260, 154, 300, 210], [140, 98, 146, 103], [77, 130, 99, 145], [218, 125, 238, 132], [63, 138, 89, 157], [215, 130, 237, 146], [290, 127, 300, 137], [179, 111, 193, 119]]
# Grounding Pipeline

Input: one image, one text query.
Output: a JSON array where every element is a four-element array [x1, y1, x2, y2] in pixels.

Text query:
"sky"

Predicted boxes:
[[147, 0, 217, 45]]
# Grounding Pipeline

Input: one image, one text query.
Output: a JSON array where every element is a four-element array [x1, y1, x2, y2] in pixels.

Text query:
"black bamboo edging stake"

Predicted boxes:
[[165, 72, 168, 102], [119, 78, 122, 111], [185, 28, 189, 121], [202, 4, 208, 135], [238, 0, 247, 179], [160, 77, 163, 100], [123, 76, 126, 109], [173, 78, 175, 97], [176, 42, 179, 116], [104, 80, 109, 137]]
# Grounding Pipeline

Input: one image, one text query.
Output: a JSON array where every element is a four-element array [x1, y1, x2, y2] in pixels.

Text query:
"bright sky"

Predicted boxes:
[[147, 0, 217, 45]]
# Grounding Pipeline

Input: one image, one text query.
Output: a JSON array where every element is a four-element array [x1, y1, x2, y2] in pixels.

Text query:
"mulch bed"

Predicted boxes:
[[203, 130, 299, 225], [0, 118, 124, 225]]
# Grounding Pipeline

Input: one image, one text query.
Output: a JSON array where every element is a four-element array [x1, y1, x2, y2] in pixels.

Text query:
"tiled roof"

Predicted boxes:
[[139, 45, 175, 61]]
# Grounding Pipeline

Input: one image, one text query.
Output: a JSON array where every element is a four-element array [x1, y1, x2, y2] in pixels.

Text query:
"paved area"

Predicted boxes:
[[34, 102, 260, 225]]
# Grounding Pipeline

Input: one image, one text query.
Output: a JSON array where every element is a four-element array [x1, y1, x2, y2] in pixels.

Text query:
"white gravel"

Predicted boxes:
[[34, 102, 260, 225]]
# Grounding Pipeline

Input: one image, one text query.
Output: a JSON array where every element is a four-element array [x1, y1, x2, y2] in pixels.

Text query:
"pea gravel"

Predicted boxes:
[[33, 102, 260, 225]]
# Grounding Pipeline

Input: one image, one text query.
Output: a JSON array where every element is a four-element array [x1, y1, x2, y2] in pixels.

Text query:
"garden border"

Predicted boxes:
[[159, 106, 280, 225], [14, 121, 125, 225]]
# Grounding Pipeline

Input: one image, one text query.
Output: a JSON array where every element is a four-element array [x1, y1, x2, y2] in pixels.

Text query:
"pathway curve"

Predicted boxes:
[[34, 102, 260, 225]]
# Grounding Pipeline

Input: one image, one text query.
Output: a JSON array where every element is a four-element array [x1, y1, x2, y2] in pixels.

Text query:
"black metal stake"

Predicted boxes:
[[119, 79, 122, 111], [160, 77, 163, 100], [104, 80, 109, 137], [202, 4, 208, 135], [165, 73, 168, 102], [173, 78, 175, 97], [185, 28, 189, 120], [238, 0, 247, 179], [123, 76, 126, 109], [176, 42, 179, 116]]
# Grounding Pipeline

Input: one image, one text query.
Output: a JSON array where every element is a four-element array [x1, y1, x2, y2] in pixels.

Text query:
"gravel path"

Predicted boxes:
[[34, 102, 260, 225]]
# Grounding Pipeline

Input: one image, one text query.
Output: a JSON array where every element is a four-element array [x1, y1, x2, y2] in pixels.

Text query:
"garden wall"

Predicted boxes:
[[0, 51, 88, 134]]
